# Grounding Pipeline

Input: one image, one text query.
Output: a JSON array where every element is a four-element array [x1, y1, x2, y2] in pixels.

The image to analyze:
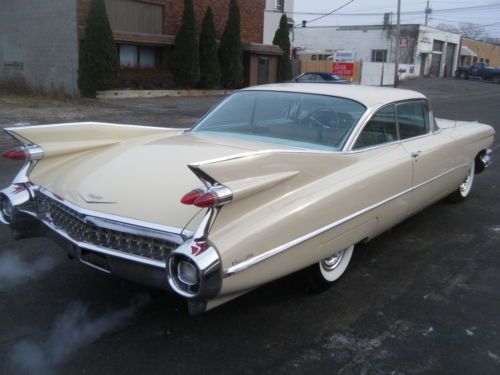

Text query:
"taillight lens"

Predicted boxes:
[[2, 147, 28, 160], [1, 145, 43, 161], [193, 193, 216, 208], [180, 189, 205, 205], [180, 185, 232, 208]]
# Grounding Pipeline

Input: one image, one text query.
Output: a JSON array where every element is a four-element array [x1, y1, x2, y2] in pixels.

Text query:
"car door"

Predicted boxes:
[[396, 101, 456, 214], [351, 104, 413, 234]]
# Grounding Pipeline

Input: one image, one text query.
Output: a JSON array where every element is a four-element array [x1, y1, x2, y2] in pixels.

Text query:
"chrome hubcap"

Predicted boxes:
[[459, 162, 474, 196], [321, 249, 345, 271]]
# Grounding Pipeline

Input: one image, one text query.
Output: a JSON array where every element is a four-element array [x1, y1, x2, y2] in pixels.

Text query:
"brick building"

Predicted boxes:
[[459, 38, 500, 68], [0, 0, 283, 96]]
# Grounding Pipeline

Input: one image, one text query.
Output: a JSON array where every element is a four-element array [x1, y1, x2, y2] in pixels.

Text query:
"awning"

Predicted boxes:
[[460, 46, 477, 57]]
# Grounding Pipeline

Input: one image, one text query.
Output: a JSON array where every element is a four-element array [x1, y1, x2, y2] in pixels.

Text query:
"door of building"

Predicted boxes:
[[420, 53, 428, 76], [430, 54, 441, 76], [444, 43, 457, 78], [258, 57, 269, 85]]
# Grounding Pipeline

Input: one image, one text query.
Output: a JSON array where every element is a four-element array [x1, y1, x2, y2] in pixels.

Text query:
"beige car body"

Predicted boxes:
[[0, 84, 495, 314]]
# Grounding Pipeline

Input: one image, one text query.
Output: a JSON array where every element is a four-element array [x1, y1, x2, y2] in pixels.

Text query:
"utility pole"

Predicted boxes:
[[394, 0, 401, 88], [425, 0, 432, 26]]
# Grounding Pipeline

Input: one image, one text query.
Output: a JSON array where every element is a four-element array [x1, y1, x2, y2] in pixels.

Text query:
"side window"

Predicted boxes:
[[353, 105, 398, 149], [397, 101, 429, 140], [297, 73, 314, 81]]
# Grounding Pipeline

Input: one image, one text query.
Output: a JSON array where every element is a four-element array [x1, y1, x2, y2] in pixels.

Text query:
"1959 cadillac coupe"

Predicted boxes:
[[0, 84, 494, 314]]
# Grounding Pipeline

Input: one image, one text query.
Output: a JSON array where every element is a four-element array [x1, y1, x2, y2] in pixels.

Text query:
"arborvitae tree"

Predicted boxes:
[[78, 0, 119, 97], [219, 0, 243, 88], [273, 14, 293, 82], [170, 0, 200, 87], [198, 7, 221, 88]]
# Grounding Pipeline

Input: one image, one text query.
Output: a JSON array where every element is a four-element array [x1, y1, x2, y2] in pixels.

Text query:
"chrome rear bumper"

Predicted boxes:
[[476, 148, 492, 174], [1, 184, 224, 314], [0, 184, 189, 289]]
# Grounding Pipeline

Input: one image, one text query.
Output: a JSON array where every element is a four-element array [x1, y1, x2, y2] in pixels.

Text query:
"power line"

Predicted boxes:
[[305, 0, 355, 25], [431, 16, 500, 28], [290, 3, 500, 17]]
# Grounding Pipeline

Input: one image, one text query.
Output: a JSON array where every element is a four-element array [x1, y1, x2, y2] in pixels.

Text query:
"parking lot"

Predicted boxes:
[[0, 79, 499, 374]]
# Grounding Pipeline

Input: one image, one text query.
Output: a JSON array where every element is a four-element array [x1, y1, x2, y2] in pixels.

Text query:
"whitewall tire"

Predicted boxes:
[[448, 160, 475, 202], [304, 245, 355, 292]]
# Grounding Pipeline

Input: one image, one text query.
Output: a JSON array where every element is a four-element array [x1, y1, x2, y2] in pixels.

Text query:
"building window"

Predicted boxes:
[[105, 0, 164, 34], [311, 54, 317, 61], [274, 0, 284, 12], [432, 40, 444, 52], [371, 49, 388, 62], [119, 44, 159, 68]]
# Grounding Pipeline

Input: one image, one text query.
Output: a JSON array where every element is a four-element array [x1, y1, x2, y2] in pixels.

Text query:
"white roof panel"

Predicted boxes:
[[242, 83, 427, 109]]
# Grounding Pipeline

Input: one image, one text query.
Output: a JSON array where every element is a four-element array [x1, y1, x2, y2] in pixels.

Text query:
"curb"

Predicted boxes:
[[96, 89, 232, 99]]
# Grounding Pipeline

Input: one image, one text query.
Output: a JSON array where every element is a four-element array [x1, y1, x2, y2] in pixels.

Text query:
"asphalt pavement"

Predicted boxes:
[[0, 79, 499, 374]]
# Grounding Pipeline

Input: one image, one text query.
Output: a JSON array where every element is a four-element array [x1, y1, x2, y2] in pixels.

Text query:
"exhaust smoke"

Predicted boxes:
[[0, 252, 57, 289], [10, 294, 150, 374]]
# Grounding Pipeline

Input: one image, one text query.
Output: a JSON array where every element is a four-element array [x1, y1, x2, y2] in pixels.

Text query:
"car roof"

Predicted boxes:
[[302, 72, 333, 75], [241, 83, 427, 108]]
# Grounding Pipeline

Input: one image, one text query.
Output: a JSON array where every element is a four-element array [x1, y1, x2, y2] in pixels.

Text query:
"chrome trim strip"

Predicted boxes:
[[5, 122, 186, 132], [41, 218, 166, 269], [12, 161, 37, 184], [189, 148, 342, 168], [38, 187, 192, 242], [224, 163, 469, 277], [3, 127, 31, 146]]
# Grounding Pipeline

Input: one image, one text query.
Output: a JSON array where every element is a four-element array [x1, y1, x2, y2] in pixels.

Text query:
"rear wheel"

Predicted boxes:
[[493, 76, 500, 84], [304, 245, 354, 292], [447, 160, 475, 202]]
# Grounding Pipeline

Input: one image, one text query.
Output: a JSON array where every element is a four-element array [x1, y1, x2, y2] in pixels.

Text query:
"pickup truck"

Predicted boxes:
[[455, 62, 500, 83]]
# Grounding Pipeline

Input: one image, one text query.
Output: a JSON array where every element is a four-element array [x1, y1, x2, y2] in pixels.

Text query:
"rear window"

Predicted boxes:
[[191, 91, 367, 151]]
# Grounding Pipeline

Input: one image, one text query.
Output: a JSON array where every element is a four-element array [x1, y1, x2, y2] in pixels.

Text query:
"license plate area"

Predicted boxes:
[[80, 250, 111, 273]]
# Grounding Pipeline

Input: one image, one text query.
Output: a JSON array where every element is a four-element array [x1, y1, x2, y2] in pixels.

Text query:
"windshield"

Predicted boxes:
[[191, 91, 366, 151]]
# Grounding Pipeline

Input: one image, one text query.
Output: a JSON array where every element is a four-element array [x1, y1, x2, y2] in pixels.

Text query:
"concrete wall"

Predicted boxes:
[[0, 0, 79, 96], [416, 25, 461, 78], [294, 24, 461, 79], [293, 25, 419, 64], [263, 0, 294, 44]]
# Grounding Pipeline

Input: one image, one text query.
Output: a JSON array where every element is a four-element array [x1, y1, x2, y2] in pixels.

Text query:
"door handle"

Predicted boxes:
[[411, 150, 422, 159]]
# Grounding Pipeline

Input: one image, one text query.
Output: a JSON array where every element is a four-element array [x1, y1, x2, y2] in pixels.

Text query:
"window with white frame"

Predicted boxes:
[[371, 49, 388, 62], [274, 0, 284, 12]]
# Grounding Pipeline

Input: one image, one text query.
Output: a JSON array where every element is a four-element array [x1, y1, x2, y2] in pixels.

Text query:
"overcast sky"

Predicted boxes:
[[292, 0, 500, 37]]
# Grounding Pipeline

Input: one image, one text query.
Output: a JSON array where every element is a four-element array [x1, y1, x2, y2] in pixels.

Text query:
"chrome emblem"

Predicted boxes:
[[78, 191, 116, 204]]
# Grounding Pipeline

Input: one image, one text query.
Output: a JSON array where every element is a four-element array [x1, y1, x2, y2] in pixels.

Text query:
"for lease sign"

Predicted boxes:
[[333, 62, 354, 77]]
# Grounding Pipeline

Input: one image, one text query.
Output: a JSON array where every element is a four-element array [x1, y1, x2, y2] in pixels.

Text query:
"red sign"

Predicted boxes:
[[332, 62, 354, 78]]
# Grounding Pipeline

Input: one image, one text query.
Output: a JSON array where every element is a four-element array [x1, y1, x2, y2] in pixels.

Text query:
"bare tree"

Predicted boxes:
[[435, 23, 459, 34], [459, 23, 488, 40], [435, 22, 488, 40]]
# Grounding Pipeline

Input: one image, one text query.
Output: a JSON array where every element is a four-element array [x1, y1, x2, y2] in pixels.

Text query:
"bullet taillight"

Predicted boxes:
[[180, 186, 232, 208], [1, 145, 43, 161]]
